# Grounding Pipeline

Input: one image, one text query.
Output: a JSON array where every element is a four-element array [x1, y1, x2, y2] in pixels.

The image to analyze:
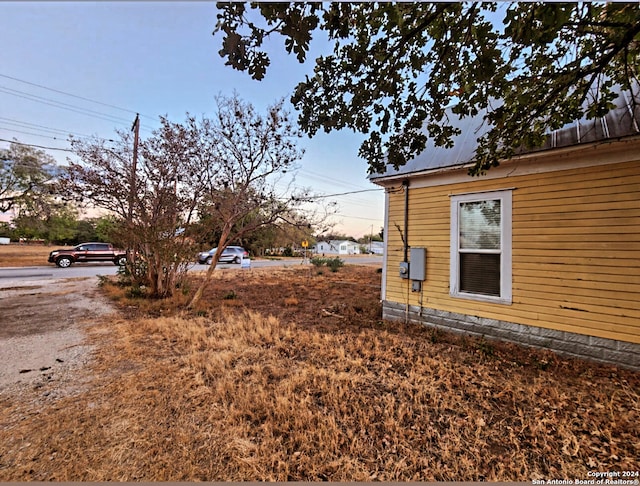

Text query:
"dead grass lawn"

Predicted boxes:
[[0, 265, 638, 481], [0, 244, 52, 267]]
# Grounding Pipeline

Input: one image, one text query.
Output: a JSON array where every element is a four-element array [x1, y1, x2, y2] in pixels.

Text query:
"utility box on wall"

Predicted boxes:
[[409, 247, 426, 281], [399, 261, 409, 279]]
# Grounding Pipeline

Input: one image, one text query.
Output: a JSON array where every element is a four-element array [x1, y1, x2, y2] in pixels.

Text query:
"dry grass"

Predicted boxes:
[[0, 266, 638, 481], [0, 244, 53, 267]]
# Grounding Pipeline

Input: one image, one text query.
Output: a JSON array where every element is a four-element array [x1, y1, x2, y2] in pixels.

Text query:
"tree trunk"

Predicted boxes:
[[188, 228, 231, 308]]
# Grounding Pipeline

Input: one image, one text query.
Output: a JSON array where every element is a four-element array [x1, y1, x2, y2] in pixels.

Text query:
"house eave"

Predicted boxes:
[[370, 133, 640, 187], [370, 162, 468, 186]]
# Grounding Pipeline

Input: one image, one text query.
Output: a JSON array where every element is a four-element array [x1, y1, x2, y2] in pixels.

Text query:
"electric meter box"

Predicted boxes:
[[409, 247, 426, 281], [399, 261, 409, 279]]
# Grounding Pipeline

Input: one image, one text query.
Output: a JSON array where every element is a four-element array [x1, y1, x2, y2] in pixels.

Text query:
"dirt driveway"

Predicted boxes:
[[0, 276, 114, 396]]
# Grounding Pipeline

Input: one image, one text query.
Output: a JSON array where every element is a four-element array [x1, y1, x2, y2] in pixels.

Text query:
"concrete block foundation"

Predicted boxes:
[[382, 301, 640, 371]]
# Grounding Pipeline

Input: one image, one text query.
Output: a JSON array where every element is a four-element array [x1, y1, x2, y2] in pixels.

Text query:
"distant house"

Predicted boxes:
[[314, 241, 333, 254], [370, 86, 640, 370], [314, 240, 361, 255], [367, 241, 384, 255]]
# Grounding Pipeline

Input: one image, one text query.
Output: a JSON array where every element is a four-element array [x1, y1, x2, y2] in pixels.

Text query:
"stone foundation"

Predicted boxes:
[[382, 301, 640, 371]]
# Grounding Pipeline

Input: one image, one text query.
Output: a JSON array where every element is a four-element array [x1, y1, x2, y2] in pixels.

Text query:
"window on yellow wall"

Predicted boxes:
[[450, 190, 512, 304]]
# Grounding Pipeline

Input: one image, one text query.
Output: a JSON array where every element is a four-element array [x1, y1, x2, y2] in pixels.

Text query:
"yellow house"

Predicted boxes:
[[370, 91, 640, 370]]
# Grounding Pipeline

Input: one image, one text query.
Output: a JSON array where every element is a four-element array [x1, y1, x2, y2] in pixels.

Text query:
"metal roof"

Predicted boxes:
[[370, 83, 640, 182]]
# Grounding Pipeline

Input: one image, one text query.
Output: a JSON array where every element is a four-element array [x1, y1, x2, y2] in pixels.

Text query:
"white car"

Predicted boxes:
[[197, 246, 248, 265]]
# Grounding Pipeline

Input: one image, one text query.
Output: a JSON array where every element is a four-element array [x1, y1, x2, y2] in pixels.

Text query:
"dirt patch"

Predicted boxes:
[[0, 277, 115, 393]]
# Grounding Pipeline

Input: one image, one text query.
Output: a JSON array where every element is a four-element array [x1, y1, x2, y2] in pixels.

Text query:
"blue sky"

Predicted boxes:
[[0, 2, 384, 239]]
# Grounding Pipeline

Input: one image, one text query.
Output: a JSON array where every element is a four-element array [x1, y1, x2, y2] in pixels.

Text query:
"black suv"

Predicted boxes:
[[48, 242, 127, 268]]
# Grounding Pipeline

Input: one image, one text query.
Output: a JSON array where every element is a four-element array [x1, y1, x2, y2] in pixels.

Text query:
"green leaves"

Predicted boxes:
[[1, 142, 57, 213], [214, 2, 640, 176]]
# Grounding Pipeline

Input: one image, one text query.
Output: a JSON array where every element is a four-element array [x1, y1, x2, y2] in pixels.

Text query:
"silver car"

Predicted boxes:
[[197, 246, 248, 265]]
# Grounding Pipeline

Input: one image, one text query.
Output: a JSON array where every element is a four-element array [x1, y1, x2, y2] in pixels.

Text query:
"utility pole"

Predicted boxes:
[[128, 114, 140, 264], [129, 113, 140, 224]]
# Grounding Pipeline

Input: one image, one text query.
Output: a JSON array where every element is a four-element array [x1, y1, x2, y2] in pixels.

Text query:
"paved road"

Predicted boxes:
[[0, 255, 383, 283]]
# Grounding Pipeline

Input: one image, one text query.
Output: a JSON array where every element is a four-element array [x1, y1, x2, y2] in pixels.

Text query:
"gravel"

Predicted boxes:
[[0, 276, 115, 400]]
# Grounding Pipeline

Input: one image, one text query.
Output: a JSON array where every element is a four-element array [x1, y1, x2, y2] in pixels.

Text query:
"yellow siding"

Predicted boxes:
[[384, 159, 640, 344]]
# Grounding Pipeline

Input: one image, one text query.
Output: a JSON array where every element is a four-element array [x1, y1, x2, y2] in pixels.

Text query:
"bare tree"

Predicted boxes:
[[65, 118, 208, 298], [65, 93, 324, 301], [188, 93, 309, 307]]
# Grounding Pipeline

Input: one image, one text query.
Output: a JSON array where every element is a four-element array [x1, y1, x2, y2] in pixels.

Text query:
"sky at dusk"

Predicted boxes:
[[0, 2, 384, 239]]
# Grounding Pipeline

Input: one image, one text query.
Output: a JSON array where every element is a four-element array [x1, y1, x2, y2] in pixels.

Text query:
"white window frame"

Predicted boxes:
[[450, 189, 512, 304]]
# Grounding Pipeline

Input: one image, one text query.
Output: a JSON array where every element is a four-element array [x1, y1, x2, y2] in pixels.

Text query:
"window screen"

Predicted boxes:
[[458, 200, 501, 297]]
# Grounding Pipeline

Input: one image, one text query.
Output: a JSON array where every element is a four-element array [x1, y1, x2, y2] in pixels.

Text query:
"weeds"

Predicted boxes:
[[222, 290, 238, 300], [310, 256, 345, 272], [125, 284, 146, 299], [176, 280, 191, 296], [326, 257, 344, 272], [475, 336, 495, 357], [0, 266, 638, 482], [427, 327, 443, 344], [310, 256, 327, 267]]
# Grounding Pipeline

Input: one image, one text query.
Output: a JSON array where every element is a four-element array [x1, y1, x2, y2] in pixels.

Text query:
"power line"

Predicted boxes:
[[0, 73, 154, 121], [304, 188, 383, 200], [0, 85, 135, 126], [0, 137, 74, 152], [0, 116, 94, 139], [0, 126, 69, 141], [335, 213, 383, 222], [297, 168, 372, 192], [0, 81, 156, 134]]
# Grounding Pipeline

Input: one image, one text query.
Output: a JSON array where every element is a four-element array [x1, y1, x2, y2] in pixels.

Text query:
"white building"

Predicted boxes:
[[367, 241, 384, 255], [314, 240, 361, 255]]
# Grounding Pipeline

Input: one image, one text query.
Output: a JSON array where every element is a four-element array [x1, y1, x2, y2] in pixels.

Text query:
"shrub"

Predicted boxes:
[[310, 256, 327, 267], [326, 257, 344, 272], [309, 256, 344, 272]]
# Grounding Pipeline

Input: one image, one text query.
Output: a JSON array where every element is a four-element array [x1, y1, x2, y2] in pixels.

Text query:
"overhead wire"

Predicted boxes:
[[0, 126, 67, 141], [0, 81, 367, 196], [0, 117, 95, 140], [1, 76, 384, 235], [0, 76, 156, 135], [333, 213, 382, 222], [0, 85, 136, 125], [273, 167, 384, 228], [291, 187, 384, 224], [297, 168, 372, 192], [0, 76, 132, 151], [1, 74, 384, 223], [303, 188, 382, 200], [0, 73, 155, 121], [0, 137, 74, 152]]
